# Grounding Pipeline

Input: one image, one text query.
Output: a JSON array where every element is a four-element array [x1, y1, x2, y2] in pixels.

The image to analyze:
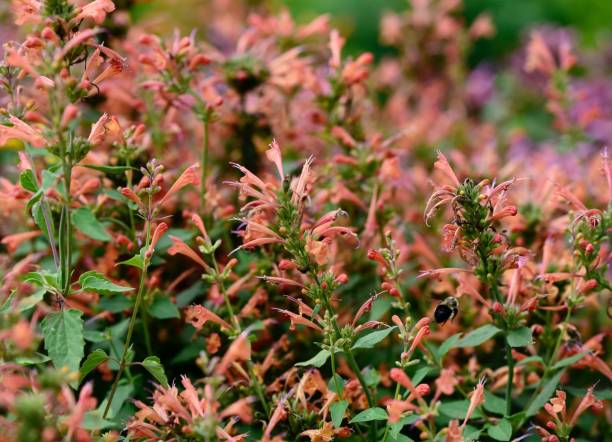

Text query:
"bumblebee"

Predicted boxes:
[[434, 296, 459, 325]]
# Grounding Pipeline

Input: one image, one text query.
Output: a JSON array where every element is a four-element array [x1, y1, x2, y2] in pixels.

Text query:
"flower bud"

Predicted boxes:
[[335, 273, 348, 284], [415, 383, 430, 396], [579, 279, 598, 294], [492, 302, 505, 314], [279, 259, 297, 270]]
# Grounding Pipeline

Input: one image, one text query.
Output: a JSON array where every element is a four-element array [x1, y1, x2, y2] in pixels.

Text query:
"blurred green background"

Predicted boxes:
[[129, 0, 612, 65], [280, 0, 612, 63]]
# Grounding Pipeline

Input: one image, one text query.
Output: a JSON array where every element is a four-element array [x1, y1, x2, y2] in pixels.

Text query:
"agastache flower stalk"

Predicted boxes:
[[105, 158, 200, 418], [231, 141, 382, 437], [423, 152, 523, 417]]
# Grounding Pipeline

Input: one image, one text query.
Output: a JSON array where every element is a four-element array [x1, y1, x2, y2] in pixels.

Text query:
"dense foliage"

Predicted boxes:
[[0, 1, 610, 441]]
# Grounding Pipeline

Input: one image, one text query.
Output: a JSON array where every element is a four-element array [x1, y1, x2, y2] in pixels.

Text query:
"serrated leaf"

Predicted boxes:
[[41, 309, 85, 381], [551, 351, 589, 370], [148, 296, 180, 319], [526, 370, 564, 417], [142, 356, 168, 387], [24, 271, 60, 292], [454, 325, 501, 348], [330, 400, 348, 428], [80, 349, 109, 381], [506, 326, 533, 347], [487, 419, 512, 441], [79, 272, 133, 295], [349, 407, 388, 423], [296, 349, 331, 368], [20, 169, 38, 192], [351, 326, 397, 350], [118, 253, 144, 270], [72, 208, 111, 241]]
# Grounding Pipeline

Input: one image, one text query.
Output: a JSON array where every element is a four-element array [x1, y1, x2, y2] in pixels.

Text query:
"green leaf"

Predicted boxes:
[[82, 164, 133, 174], [148, 296, 180, 319], [330, 400, 348, 428], [20, 169, 38, 192], [389, 415, 420, 439], [72, 208, 111, 241], [454, 325, 501, 348], [349, 407, 388, 423], [363, 367, 380, 386], [388, 434, 414, 442], [487, 419, 512, 441], [24, 271, 61, 293], [0, 291, 16, 314], [83, 330, 106, 343], [328, 374, 345, 394], [99, 296, 132, 313], [41, 309, 85, 379], [31, 201, 47, 234], [26, 189, 43, 211], [41, 169, 58, 190], [506, 326, 533, 347], [79, 271, 133, 295], [463, 425, 482, 442], [439, 333, 461, 357], [551, 351, 589, 370], [484, 390, 506, 415], [95, 380, 133, 420], [517, 355, 544, 366], [81, 412, 115, 431], [351, 326, 397, 350], [296, 349, 331, 368], [118, 252, 144, 270], [439, 400, 483, 420], [17, 289, 45, 312], [526, 370, 564, 417], [142, 356, 169, 387], [411, 367, 430, 385], [80, 349, 109, 381], [15, 352, 51, 365]]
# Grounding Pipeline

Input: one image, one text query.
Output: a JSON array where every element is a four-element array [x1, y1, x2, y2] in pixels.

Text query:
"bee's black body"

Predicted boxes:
[[434, 296, 459, 324]]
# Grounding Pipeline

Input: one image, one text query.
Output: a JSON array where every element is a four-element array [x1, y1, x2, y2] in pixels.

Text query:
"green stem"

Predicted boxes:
[[141, 307, 153, 355], [200, 116, 210, 211], [103, 220, 151, 419], [505, 339, 514, 416], [320, 290, 376, 439]]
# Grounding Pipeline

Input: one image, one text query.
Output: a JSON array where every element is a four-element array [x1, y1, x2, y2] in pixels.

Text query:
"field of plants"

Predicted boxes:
[[0, 0, 610, 441]]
